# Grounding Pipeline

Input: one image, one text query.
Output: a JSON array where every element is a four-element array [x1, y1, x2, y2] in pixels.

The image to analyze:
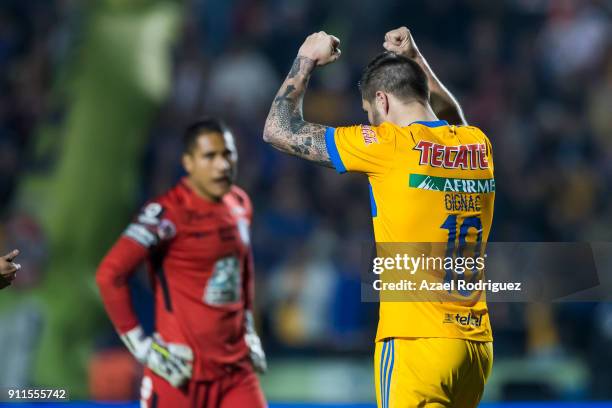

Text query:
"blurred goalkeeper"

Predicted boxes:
[[96, 118, 267, 408]]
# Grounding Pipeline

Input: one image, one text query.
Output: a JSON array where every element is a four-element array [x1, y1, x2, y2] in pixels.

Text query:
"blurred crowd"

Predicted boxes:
[[1, 0, 83, 206], [0, 0, 73, 286], [1, 0, 612, 400]]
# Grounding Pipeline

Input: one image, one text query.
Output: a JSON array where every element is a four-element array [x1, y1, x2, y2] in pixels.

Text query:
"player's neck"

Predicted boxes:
[[184, 178, 223, 204], [387, 102, 438, 127]]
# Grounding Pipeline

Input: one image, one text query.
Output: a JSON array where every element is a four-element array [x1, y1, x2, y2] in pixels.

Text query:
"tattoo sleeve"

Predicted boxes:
[[263, 56, 333, 167]]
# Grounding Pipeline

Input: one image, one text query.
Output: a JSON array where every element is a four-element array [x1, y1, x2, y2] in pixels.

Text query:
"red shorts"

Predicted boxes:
[[140, 366, 267, 408]]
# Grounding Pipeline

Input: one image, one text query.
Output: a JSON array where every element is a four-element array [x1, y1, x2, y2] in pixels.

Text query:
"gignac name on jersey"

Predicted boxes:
[[414, 141, 489, 169]]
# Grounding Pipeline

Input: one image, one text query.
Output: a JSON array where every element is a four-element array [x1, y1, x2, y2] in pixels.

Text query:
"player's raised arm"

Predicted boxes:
[[263, 31, 341, 166], [384, 27, 467, 126]]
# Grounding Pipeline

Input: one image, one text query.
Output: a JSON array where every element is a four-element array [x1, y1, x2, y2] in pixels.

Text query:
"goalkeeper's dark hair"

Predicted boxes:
[[359, 52, 429, 105], [183, 117, 230, 153]]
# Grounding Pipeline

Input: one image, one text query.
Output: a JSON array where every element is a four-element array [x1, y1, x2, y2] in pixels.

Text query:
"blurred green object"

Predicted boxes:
[[17, 0, 180, 397]]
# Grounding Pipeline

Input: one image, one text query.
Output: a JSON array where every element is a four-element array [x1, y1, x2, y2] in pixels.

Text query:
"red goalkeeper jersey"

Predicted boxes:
[[96, 179, 255, 381]]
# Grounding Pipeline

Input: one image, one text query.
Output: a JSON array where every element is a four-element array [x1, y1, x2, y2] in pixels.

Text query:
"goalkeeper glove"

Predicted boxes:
[[245, 311, 267, 374], [120, 326, 194, 387]]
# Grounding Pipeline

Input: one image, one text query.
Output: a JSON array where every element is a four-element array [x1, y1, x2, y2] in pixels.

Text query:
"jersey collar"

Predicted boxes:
[[410, 120, 449, 128], [179, 177, 226, 208]]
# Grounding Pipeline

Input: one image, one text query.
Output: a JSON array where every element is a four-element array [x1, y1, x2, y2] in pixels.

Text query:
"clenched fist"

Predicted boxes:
[[383, 26, 420, 59], [298, 31, 341, 66], [0, 249, 20, 289]]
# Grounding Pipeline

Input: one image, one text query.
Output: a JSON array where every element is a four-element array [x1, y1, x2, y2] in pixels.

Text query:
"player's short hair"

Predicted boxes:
[[359, 52, 429, 105], [183, 118, 230, 153]]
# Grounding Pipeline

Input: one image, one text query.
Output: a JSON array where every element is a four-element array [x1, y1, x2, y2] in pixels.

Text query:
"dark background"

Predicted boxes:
[[0, 0, 611, 402]]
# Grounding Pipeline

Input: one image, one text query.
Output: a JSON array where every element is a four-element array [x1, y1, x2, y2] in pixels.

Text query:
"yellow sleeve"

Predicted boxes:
[[324, 123, 396, 175]]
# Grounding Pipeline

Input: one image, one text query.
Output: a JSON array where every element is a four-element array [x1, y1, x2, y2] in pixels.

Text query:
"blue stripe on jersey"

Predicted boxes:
[[411, 120, 449, 128], [324, 127, 347, 174], [369, 183, 378, 218], [386, 339, 395, 408], [380, 340, 388, 408]]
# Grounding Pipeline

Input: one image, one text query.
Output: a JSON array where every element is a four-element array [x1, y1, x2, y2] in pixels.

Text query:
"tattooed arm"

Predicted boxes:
[[263, 32, 341, 167]]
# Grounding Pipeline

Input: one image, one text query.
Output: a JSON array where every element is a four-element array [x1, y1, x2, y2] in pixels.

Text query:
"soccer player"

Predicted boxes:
[[263, 28, 494, 407], [0, 249, 21, 289], [96, 119, 267, 408]]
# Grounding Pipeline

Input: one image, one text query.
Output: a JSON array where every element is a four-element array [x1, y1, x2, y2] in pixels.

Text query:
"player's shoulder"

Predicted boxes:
[[369, 122, 398, 142], [127, 188, 180, 246], [457, 124, 492, 145], [151, 184, 180, 208], [336, 122, 397, 144], [228, 185, 251, 203], [141, 181, 189, 217], [226, 185, 253, 216]]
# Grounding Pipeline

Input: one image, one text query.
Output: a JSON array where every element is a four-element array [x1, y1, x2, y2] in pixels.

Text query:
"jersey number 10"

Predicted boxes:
[[440, 215, 483, 297]]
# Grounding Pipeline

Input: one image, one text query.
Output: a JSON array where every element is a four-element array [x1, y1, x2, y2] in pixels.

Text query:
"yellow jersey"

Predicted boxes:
[[325, 120, 494, 342]]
